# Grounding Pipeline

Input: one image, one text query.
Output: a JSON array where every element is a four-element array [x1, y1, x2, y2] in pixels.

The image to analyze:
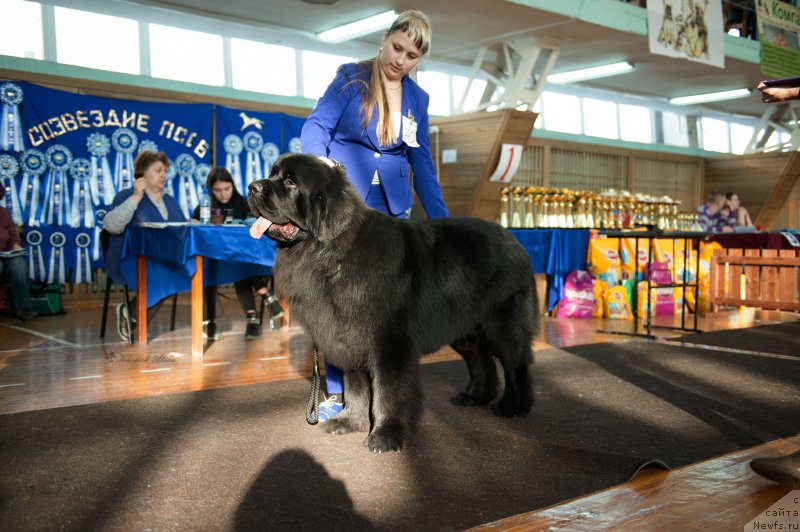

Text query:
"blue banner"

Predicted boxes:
[[216, 105, 282, 196], [282, 113, 305, 155]]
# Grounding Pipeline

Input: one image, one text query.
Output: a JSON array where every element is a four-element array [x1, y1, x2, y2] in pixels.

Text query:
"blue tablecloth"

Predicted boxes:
[[508, 229, 590, 311], [120, 225, 276, 307]]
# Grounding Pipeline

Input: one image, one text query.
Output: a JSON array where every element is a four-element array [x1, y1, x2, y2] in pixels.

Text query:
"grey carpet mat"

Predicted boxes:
[[1, 337, 799, 531], [670, 320, 800, 358]]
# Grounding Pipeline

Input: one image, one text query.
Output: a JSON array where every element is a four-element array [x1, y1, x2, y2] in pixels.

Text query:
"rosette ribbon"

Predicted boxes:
[[69, 158, 96, 228], [174, 153, 198, 219], [86, 132, 115, 205], [164, 162, 176, 198], [288, 137, 302, 154], [194, 163, 211, 200], [20, 149, 45, 227], [0, 82, 24, 152], [243, 131, 264, 190], [47, 231, 67, 285], [223, 134, 244, 195], [93, 208, 107, 262], [41, 145, 73, 226], [112, 128, 138, 191], [0, 154, 23, 225], [260, 142, 280, 187], [25, 229, 47, 282], [73, 232, 93, 285]]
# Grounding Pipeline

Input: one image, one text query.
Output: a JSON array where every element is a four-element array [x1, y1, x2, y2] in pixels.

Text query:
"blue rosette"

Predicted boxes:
[[46, 145, 73, 170], [175, 153, 197, 176], [87, 132, 111, 157], [73, 232, 94, 284], [288, 137, 302, 154], [111, 128, 138, 154], [194, 163, 211, 187], [243, 131, 264, 153], [0, 82, 23, 106], [20, 149, 45, 226], [41, 145, 73, 226], [0, 154, 19, 179], [22, 149, 46, 176], [48, 230, 68, 284], [70, 158, 92, 182], [261, 142, 280, 164], [174, 153, 198, 218], [138, 139, 159, 154], [26, 228, 46, 282], [224, 134, 243, 156], [70, 158, 96, 228]]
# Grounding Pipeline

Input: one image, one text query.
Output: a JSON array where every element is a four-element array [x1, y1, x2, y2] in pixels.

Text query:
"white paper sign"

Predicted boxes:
[[489, 143, 524, 184]]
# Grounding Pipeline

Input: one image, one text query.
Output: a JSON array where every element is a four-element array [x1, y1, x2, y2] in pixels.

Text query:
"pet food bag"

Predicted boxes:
[[593, 279, 609, 318], [637, 281, 675, 318], [621, 237, 650, 281], [696, 241, 723, 314], [557, 270, 594, 319], [604, 285, 633, 320], [588, 237, 622, 287]]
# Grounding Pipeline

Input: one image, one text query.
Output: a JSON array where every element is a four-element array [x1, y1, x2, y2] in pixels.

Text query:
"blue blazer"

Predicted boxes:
[[105, 188, 186, 284], [301, 62, 449, 219]]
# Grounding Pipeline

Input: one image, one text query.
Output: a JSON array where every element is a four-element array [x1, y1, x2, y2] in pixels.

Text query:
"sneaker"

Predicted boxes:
[[115, 302, 130, 343], [265, 293, 285, 320], [318, 395, 344, 421], [750, 452, 800, 487], [244, 314, 261, 340], [204, 321, 222, 341], [16, 308, 38, 321]]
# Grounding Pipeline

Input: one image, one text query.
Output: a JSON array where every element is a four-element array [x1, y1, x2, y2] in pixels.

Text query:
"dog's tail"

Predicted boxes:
[[529, 275, 541, 341]]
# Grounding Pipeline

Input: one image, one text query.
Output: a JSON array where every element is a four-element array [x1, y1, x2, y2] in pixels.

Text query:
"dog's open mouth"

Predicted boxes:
[[249, 216, 301, 241]]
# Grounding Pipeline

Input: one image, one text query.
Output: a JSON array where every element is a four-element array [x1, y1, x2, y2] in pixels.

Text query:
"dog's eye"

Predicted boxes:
[[283, 178, 297, 189]]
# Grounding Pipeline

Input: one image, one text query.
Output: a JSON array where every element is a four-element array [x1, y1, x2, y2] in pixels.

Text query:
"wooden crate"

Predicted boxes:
[[709, 248, 800, 311]]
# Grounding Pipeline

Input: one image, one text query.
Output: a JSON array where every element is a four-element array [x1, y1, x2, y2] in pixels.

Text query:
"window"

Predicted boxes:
[[542, 92, 581, 134], [662, 111, 689, 147], [701, 117, 730, 152], [231, 39, 296, 96], [301, 50, 357, 99], [619, 104, 653, 143], [451, 75, 487, 112], [0, 1, 44, 59], [730, 122, 755, 154], [55, 7, 139, 74], [582, 97, 619, 139], [149, 24, 224, 86], [417, 70, 450, 116]]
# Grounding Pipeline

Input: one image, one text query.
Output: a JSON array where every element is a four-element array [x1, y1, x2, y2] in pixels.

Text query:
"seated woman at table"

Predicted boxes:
[[191, 167, 283, 340], [721, 192, 754, 229], [104, 150, 186, 342]]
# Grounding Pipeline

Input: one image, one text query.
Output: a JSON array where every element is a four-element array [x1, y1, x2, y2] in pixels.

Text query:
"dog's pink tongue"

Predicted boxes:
[[249, 217, 273, 239]]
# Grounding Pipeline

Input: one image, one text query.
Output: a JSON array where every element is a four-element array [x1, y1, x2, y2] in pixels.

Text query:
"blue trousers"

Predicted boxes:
[[0, 255, 32, 310], [324, 183, 405, 397]]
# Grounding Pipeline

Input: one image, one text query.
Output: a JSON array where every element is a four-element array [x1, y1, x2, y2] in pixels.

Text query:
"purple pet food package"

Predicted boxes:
[[557, 270, 594, 319]]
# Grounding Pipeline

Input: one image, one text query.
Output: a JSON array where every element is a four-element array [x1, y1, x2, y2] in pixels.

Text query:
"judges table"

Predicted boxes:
[[507, 229, 591, 311], [119, 224, 276, 356]]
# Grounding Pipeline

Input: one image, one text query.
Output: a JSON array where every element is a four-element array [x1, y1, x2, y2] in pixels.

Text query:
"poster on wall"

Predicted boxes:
[[216, 105, 282, 197], [647, 0, 726, 68], [756, 0, 800, 78]]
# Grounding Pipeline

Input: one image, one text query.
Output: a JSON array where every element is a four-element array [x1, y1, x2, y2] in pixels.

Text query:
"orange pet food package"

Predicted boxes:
[[587, 237, 622, 287], [621, 237, 650, 280], [593, 279, 609, 318], [604, 285, 633, 320], [696, 241, 723, 314]]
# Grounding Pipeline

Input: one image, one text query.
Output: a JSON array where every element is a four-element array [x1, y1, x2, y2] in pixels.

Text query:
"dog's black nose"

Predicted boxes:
[[248, 181, 264, 196]]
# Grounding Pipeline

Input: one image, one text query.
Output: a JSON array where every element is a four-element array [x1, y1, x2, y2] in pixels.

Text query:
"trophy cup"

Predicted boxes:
[[511, 187, 523, 228], [499, 187, 510, 228]]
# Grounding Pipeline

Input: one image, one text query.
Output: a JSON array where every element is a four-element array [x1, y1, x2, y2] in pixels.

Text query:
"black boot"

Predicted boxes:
[[245, 313, 261, 340]]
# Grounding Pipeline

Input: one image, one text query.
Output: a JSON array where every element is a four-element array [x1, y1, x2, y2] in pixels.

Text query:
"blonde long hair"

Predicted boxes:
[[358, 10, 431, 146]]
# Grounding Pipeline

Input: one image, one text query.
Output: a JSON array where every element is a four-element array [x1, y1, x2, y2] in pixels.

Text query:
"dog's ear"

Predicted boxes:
[[309, 162, 361, 243]]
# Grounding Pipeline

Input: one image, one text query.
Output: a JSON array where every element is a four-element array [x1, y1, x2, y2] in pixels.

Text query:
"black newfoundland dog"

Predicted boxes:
[[248, 154, 538, 452]]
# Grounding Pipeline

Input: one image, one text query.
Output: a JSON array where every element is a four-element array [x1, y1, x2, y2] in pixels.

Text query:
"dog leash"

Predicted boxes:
[[306, 343, 321, 425]]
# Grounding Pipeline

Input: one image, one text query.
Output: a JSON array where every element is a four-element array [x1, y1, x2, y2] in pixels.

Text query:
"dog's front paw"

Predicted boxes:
[[493, 394, 533, 418], [364, 425, 404, 453], [450, 392, 491, 406], [321, 416, 360, 435]]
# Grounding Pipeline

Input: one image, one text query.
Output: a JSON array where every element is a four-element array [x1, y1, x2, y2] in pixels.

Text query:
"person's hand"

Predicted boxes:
[[131, 178, 147, 201], [758, 82, 800, 103], [722, 225, 734, 233], [11, 244, 22, 251], [188, 219, 200, 224]]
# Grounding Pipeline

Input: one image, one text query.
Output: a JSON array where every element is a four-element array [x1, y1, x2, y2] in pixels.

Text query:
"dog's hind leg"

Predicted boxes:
[[449, 334, 498, 407], [321, 369, 371, 434], [364, 357, 423, 453], [486, 299, 535, 417]]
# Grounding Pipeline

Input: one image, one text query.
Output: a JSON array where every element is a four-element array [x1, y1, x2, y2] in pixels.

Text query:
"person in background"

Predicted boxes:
[[721, 192, 753, 229], [104, 151, 186, 342], [694, 191, 733, 233], [0, 183, 36, 321], [191, 167, 283, 340], [300, 9, 449, 419], [748, 76, 800, 488]]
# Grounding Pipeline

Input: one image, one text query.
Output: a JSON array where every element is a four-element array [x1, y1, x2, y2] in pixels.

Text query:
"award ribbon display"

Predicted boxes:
[[69, 157, 96, 228], [194, 163, 211, 199], [25, 229, 47, 283], [73, 232, 93, 285], [41, 145, 73, 226], [0, 82, 24, 152], [20, 149, 45, 227], [174, 153, 198, 219], [223, 134, 244, 195], [47, 230, 67, 285], [0, 154, 23, 225], [87, 132, 116, 206], [111, 127, 138, 191], [243, 131, 264, 191]]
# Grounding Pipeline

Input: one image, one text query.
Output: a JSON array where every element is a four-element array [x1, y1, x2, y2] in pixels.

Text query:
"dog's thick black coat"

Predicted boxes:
[[248, 154, 538, 452]]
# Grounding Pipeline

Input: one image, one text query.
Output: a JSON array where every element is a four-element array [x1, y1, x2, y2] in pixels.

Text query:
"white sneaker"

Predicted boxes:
[[115, 302, 130, 343]]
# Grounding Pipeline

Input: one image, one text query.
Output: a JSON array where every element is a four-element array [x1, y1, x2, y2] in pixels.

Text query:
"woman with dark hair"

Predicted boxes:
[[192, 167, 282, 340], [0, 182, 36, 321], [104, 150, 186, 341]]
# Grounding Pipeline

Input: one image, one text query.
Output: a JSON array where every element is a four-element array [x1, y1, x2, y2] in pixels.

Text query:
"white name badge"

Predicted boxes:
[[402, 115, 420, 147]]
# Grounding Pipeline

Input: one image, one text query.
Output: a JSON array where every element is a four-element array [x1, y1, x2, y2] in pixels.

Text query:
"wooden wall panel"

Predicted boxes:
[[704, 152, 795, 230]]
